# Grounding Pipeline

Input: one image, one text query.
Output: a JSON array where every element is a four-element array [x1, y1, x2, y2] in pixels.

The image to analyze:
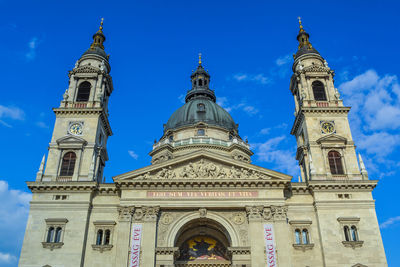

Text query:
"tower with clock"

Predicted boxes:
[[37, 19, 113, 183], [290, 18, 367, 182]]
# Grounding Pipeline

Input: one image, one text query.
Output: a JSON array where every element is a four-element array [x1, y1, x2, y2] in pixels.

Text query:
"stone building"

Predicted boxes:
[[19, 20, 387, 267]]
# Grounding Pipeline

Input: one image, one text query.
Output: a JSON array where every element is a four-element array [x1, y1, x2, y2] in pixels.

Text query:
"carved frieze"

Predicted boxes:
[[134, 159, 271, 180]]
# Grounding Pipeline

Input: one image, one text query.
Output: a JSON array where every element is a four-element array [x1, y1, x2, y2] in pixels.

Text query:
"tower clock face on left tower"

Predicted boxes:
[[69, 122, 83, 136]]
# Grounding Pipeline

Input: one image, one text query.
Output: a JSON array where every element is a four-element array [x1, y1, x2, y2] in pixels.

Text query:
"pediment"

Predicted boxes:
[[114, 150, 291, 182], [71, 64, 102, 74], [316, 133, 347, 146], [56, 135, 87, 148], [302, 64, 330, 73]]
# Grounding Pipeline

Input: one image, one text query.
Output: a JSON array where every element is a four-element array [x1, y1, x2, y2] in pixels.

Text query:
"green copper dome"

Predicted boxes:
[[164, 60, 238, 134], [164, 98, 237, 133]]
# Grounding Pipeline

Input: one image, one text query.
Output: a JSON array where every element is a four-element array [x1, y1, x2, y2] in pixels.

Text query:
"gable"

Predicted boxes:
[[56, 135, 87, 149], [316, 133, 347, 147], [114, 150, 291, 182]]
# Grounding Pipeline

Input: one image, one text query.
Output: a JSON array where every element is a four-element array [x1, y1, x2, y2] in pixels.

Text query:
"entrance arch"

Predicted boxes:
[[173, 218, 232, 266]]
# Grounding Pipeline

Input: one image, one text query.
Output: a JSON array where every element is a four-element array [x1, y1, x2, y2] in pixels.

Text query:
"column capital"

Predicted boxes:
[[117, 206, 134, 222], [133, 206, 160, 222], [246, 206, 263, 221], [271, 205, 288, 221]]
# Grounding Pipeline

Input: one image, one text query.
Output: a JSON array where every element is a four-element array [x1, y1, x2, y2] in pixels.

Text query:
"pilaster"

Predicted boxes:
[[114, 206, 133, 267], [245, 206, 265, 267]]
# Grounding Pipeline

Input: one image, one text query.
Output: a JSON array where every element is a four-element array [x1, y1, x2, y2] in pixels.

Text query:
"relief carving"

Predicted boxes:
[[262, 207, 273, 221], [134, 159, 271, 180], [143, 206, 160, 221], [199, 208, 207, 218], [118, 206, 133, 221], [246, 206, 263, 220], [232, 213, 246, 225], [271, 205, 288, 221], [161, 213, 174, 225]]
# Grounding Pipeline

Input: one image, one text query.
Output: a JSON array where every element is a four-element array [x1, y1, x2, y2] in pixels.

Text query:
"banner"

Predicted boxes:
[[130, 224, 143, 267], [264, 224, 277, 267]]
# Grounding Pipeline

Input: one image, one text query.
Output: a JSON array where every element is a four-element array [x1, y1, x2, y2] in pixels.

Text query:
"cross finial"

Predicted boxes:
[[198, 53, 202, 65], [298, 16, 304, 31], [99, 18, 104, 31]]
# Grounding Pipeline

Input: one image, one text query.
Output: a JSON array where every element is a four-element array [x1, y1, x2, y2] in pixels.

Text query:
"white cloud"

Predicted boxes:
[[339, 70, 400, 131], [275, 54, 292, 66], [178, 94, 185, 104], [233, 73, 270, 85], [380, 216, 400, 229], [0, 252, 17, 263], [0, 105, 25, 128], [357, 132, 400, 157], [259, 128, 270, 135], [36, 121, 49, 129], [0, 180, 31, 263], [253, 136, 299, 176], [217, 97, 258, 116], [128, 150, 139, 159], [25, 37, 40, 61]]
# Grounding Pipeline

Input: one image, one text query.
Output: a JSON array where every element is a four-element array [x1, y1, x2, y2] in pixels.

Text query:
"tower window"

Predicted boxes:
[[295, 229, 301, 244], [76, 81, 91, 102], [54, 227, 62, 243], [328, 151, 344, 175], [46, 227, 54, 243], [350, 226, 358, 241], [344, 226, 350, 241], [198, 79, 203, 86], [312, 81, 327, 101], [96, 229, 103, 245], [60, 152, 76, 177], [197, 129, 205, 136]]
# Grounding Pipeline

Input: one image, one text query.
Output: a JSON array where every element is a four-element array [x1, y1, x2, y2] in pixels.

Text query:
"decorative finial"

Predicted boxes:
[[298, 16, 304, 32], [99, 18, 104, 31], [198, 53, 202, 65]]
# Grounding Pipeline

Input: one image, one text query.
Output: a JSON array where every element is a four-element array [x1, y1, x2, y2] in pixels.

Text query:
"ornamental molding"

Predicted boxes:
[[227, 246, 251, 255], [292, 243, 315, 251], [114, 151, 291, 184], [155, 247, 179, 256], [308, 180, 378, 191], [342, 241, 364, 249], [27, 181, 97, 192], [42, 242, 64, 250], [301, 64, 332, 73], [118, 206, 133, 221], [69, 64, 105, 75], [91, 244, 113, 253]]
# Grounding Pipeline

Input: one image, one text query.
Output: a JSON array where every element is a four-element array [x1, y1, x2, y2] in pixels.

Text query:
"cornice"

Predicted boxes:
[[307, 180, 378, 192], [117, 179, 289, 190], [27, 181, 98, 192]]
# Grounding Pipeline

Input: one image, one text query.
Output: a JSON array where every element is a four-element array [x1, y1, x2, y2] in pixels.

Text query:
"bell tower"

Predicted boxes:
[[36, 19, 113, 183], [290, 18, 368, 182]]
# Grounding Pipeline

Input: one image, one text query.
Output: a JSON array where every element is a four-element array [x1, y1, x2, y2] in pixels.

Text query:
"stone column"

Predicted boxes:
[[114, 206, 133, 267], [270, 205, 292, 266], [246, 206, 265, 267], [134, 206, 160, 267]]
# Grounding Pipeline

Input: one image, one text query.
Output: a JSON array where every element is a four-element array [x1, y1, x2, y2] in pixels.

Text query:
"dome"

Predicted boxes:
[[82, 46, 108, 59], [164, 98, 237, 133]]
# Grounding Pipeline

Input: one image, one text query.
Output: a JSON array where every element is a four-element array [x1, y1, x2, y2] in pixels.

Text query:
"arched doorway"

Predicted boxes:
[[174, 218, 231, 267]]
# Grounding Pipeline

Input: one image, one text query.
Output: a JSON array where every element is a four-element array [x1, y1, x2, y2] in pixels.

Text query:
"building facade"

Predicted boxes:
[[19, 20, 387, 267]]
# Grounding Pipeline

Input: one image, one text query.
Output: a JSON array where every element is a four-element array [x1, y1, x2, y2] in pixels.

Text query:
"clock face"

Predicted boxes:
[[69, 123, 83, 135], [321, 121, 335, 134]]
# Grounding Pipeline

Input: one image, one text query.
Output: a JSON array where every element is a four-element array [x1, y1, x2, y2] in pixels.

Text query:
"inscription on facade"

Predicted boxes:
[[147, 191, 258, 198]]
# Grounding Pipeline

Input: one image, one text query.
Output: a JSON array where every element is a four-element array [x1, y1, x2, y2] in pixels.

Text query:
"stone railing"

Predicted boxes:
[[152, 136, 250, 151]]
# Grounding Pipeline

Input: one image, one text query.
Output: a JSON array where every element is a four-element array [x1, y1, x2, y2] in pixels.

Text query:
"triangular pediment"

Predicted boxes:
[[316, 133, 347, 145], [114, 150, 291, 182], [56, 135, 87, 149]]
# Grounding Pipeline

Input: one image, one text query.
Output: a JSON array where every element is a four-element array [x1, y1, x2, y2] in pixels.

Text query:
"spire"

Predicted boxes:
[[358, 153, 369, 180], [296, 17, 312, 50], [36, 154, 45, 181], [89, 18, 106, 51], [186, 54, 216, 102]]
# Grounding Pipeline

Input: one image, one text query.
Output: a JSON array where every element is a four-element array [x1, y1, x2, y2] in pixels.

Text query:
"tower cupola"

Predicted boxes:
[[186, 53, 216, 102], [293, 17, 321, 61], [82, 18, 109, 60]]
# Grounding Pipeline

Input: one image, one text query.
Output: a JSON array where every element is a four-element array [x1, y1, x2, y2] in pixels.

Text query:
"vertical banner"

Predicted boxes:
[[264, 224, 278, 267], [130, 224, 143, 267]]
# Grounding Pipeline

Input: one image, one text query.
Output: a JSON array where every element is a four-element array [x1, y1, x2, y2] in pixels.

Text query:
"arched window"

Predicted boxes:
[[76, 81, 91, 102], [104, 230, 111, 245], [302, 229, 309, 244], [198, 79, 203, 86], [60, 152, 76, 177], [312, 81, 327, 101], [344, 226, 350, 241], [294, 229, 301, 244], [351, 226, 358, 241], [47, 227, 54, 243], [328, 151, 344, 175], [96, 230, 103, 245], [54, 227, 62, 243]]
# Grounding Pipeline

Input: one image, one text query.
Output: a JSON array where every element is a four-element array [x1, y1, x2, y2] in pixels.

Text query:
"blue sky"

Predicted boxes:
[[0, 0, 399, 265]]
